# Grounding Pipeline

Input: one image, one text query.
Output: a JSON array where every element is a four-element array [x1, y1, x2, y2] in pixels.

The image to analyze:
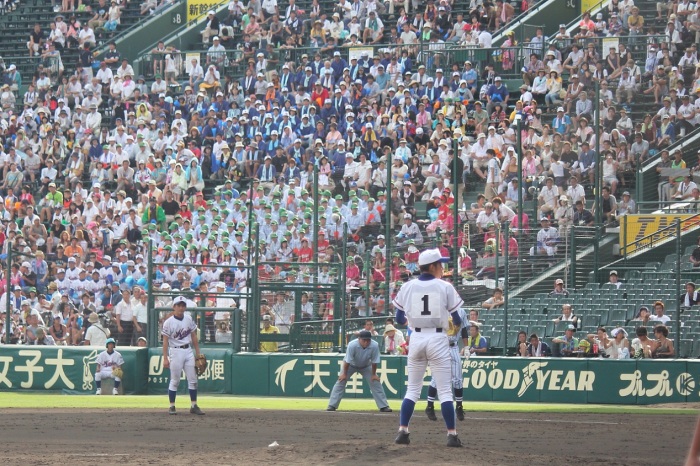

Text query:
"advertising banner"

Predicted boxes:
[[253, 353, 406, 399], [620, 214, 699, 255], [5, 349, 699, 404], [0, 347, 148, 394], [186, 0, 220, 22], [237, 355, 700, 404], [581, 0, 597, 14], [147, 348, 232, 394]]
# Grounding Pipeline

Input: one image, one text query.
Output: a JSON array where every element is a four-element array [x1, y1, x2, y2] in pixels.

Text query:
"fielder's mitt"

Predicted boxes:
[[447, 319, 461, 337], [112, 367, 123, 379], [195, 354, 207, 376]]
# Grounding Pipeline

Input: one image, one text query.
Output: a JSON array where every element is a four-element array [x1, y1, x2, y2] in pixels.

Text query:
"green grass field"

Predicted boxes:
[[1, 393, 697, 415]]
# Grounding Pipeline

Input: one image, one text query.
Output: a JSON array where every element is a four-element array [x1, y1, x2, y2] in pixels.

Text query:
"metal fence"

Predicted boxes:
[[592, 214, 700, 356]]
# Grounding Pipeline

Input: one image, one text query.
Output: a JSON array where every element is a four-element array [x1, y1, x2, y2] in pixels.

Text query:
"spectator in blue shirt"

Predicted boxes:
[[552, 107, 572, 135], [574, 141, 596, 185], [486, 76, 508, 116]]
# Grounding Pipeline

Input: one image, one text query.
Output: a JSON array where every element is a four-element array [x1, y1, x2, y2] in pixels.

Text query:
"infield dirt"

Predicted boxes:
[[1, 408, 694, 465]]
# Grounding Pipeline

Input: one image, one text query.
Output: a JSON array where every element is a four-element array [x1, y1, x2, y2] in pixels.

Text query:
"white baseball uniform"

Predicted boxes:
[[95, 349, 124, 383], [393, 276, 463, 403], [162, 313, 199, 391]]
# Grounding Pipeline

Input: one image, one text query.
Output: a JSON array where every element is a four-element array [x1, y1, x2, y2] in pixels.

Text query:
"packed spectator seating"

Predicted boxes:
[[0, 0, 157, 90], [1, 0, 700, 358]]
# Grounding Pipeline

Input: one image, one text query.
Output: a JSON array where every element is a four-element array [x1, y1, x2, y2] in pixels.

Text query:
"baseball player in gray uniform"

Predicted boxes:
[[326, 330, 392, 412], [162, 296, 205, 415], [393, 249, 464, 447], [425, 308, 469, 421]]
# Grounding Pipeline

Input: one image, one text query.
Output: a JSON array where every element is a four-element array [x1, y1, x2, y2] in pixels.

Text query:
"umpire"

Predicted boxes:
[[326, 331, 392, 413]]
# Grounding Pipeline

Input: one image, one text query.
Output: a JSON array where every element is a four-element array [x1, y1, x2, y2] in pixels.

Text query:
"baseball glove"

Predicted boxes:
[[195, 354, 207, 376], [447, 319, 461, 337], [112, 367, 123, 379]]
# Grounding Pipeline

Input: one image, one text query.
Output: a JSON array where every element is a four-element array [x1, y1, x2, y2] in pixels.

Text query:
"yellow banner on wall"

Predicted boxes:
[[581, 0, 598, 14], [620, 214, 700, 255], [187, 0, 219, 22]]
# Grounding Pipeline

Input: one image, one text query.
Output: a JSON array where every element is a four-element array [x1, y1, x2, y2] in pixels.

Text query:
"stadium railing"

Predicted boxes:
[[638, 128, 700, 206]]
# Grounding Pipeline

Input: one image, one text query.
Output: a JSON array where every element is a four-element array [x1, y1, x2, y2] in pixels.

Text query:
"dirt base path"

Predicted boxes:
[[1, 408, 694, 465]]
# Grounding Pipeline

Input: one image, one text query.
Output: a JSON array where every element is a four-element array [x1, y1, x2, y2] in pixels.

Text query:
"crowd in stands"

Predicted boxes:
[[1, 0, 19, 15], [1, 0, 700, 354]]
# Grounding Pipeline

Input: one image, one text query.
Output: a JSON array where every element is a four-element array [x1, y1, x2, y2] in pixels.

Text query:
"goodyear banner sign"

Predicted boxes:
[[186, 0, 219, 22], [147, 348, 232, 394], [620, 214, 700, 255], [235, 354, 700, 404], [0, 347, 148, 394]]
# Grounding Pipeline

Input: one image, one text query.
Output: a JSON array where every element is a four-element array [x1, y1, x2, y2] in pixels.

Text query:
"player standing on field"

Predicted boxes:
[[425, 308, 469, 421], [393, 249, 464, 447], [162, 296, 205, 415]]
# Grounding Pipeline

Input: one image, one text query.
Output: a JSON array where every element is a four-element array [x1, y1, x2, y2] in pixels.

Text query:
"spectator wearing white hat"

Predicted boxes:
[[201, 10, 220, 44]]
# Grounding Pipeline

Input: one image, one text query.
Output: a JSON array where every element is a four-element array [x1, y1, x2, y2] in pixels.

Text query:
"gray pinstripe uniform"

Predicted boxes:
[[430, 308, 469, 389]]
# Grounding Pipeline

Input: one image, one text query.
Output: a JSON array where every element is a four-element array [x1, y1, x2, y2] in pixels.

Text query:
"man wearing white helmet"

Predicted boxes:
[[94, 338, 124, 395]]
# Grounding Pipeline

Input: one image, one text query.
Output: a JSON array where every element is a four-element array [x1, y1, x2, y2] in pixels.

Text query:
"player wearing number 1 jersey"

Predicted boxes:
[[393, 249, 464, 448]]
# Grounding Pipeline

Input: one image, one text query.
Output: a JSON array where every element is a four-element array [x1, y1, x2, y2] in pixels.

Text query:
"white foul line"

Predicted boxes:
[[322, 410, 620, 425]]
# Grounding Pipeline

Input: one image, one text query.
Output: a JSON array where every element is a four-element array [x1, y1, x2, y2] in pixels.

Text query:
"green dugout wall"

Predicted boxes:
[[0, 347, 148, 394], [147, 348, 232, 394], [2, 349, 699, 405], [233, 355, 700, 405]]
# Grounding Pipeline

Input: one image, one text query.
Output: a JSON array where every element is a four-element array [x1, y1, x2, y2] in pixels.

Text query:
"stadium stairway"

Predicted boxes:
[[535, 0, 690, 124], [0, 0, 143, 83], [92, 0, 190, 64], [490, 0, 580, 46], [638, 127, 700, 207]]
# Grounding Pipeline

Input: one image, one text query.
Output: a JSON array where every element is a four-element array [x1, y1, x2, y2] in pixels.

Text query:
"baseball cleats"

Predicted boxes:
[[379, 407, 393, 413], [326, 406, 337, 411], [447, 434, 463, 448], [395, 431, 410, 445], [425, 405, 437, 421], [456, 406, 465, 421], [168, 406, 177, 415], [190, 405, 205, 415], [112, 388, 119, 395], [95, 389, 101, 395]]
